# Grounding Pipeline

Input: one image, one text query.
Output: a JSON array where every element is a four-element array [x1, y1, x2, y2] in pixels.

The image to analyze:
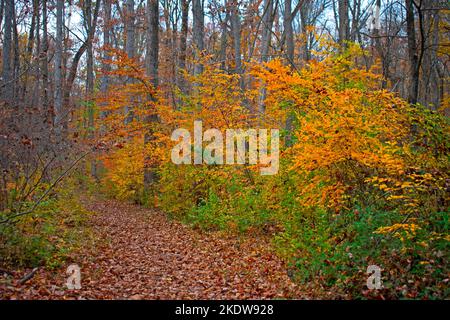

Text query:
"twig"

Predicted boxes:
[[0, 150, 91, 225], [18, 267, 39, 285]]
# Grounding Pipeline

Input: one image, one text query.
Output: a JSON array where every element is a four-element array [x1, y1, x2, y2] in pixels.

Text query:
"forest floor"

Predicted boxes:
[[0, 198, 305, 299]]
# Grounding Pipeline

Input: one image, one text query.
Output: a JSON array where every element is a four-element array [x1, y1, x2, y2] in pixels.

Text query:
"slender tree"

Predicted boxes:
[[1, 0, 13, 104], [192, 0, 205, 75], [144, 0, 160, 189], [54, 0, 64, 130]]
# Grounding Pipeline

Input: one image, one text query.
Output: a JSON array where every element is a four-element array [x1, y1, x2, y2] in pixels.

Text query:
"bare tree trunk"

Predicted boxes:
[[261, 0, 274, 63], [299, 2, 310, 62], [338, 0, 349, 44], [124, 0, 135, 123], [125, 0, 136, 59], [230, 0, 243, 85], [405, 0, 419, 104], [94, 0, 112, 180], [284, 0, 295, 146], [85, 0, 97, 178], [259, 0, 275, 115], [86, 0, 94, 123], [420, 0, 440, 108], [0, 0, 4, 33], [178, 0, 189, 91], [21, 0, 38, 102], [54, 0, 64, 131], [218, 8, 229, 71], [192, 0, 204, 75], [42, 0, 50, 123], [371, 0, 386, 88], [62, 0, 101, 124], [144, 0, 160, 190], [1, 0, 13, 104], [101, 0, 112, 95], [32, 0, 41, 111], [12, 4, 20, 103], [284, 0, 294, 63]]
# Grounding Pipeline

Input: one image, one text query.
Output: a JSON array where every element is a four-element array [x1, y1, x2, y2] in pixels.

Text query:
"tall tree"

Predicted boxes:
[[54, 0, 64, 130], [21, 0, 38, 101], [338, 0, 349, 44], [192, 0, 204, 75], [12, 2, 20, 101], [261, 0, 274, 63], [229, 0, 242, 80], [144, 0, 160, 189], [63, 0, 100, 112], [284, 0, 294, 62], [1, 0, 13, 104], [125, 0, 136, 59], [101, 0, 112, 96], [178, 0, 189, 91], [124, 0, 136, 123], [85, 0, 96, 177], [405, 0, 419, 104], [42, 0, 50, 120]]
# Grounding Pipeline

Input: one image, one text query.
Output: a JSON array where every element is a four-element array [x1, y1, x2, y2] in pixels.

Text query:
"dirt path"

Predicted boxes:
[[1, 199, 304, 299]]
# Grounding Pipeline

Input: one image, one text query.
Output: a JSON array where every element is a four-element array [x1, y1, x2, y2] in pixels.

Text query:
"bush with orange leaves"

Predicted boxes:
[[95, 44, 449, 298]]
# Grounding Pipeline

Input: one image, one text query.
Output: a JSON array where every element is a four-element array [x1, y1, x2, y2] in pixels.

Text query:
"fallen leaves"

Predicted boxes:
[[1, 199, 305, 300]]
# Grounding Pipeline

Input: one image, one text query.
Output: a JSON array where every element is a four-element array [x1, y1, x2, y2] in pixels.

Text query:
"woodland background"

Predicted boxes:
[[0, 0, 449, 299]]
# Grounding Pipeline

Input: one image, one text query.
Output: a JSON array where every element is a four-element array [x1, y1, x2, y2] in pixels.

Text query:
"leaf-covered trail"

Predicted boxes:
[[2, 199, 304, 299]]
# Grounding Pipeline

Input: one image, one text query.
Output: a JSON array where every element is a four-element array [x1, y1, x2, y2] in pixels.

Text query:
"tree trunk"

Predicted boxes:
[[299, 2, 310, 61], [405, 0, 419, 104], [101, 0, 112, 95], [85, 0, 96, 178], [284, 0, 294, 63], [54, 0, 64, 131], [338, 0, 349, 44], [21, 0, 38, 102], [1, 0, 13, 104], [230, 0, 243, 87], [261, 0, 274, 63], [259, 0, 275, 115], [42, 0, 50, 123], [178, 0, 189, 91], [218, 9, 229, 71], [12, 3, 20, 103], [62, 0, 101, 124], [125, 0, 136, 59], [192, 0, 204, 75], [124, 0, 135, 123], [144, 0, 160, 191]]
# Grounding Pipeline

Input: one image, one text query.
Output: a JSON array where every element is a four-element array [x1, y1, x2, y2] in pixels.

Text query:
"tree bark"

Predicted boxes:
[[230, 0, 243, 87], [21, 0, 38, 102], [338, 0, 349, 44], [259, 0, 275, 115], [261, 0, 274, 63], [192, 0, 204, 75], [42, 0, 50, 122], [1, 0, 13, 104], [12, 3, 20, 102], [54, 0, 64, 130], [125, 0, 136, 59], [218, 8, 229, 71], [101, 0, 112, 95], [144, 0, 160, 190], [284, 0, 294, 62], [405, 0, 419, 104], [62, 0, 101, 123], [85, 0, 96, 177], [178, 0, 189, 77]]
